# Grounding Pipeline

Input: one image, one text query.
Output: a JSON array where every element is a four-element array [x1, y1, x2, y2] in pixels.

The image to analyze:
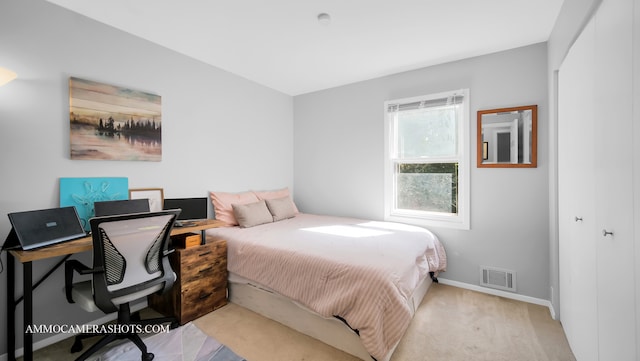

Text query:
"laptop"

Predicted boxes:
[[94, 199, 150, 217], [163, 197, 208, 226], [5, 206, 87, 250]]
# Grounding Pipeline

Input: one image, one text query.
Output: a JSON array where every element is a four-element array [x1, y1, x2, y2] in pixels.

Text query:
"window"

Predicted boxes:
[[384, 89, 470, 229]]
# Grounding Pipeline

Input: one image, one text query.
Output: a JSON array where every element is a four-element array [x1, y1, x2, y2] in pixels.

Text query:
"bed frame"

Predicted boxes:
[[227, 273, 433, 361]]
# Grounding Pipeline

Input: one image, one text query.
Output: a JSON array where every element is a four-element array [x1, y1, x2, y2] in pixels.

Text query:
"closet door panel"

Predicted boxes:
[[593, 0, 636, 359], [558, 17, 598, 361]]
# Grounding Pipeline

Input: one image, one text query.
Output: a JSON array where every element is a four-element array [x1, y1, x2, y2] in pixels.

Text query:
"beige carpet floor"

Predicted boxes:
[[20, 284, 576, 361]]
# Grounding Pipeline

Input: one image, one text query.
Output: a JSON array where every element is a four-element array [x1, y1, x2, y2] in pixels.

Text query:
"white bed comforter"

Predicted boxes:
[[206, 213, 447, 360]]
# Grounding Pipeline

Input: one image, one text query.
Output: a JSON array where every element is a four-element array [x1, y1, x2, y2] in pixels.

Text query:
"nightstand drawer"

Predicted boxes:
[[148, 239, 228, 324], [181, 261, 227, 285], [180, 257, 226, 282], [179, 286, 227, 324], [179, 243, 226, 276]]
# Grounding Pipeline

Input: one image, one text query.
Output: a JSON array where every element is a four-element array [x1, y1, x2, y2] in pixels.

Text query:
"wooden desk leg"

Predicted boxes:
[[23, 261, 33, 361], [6, 254, 15, 361]]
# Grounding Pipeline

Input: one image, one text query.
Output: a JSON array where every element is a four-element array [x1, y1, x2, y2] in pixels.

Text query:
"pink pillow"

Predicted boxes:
[[210, 191, 259, 226], [252, 188, 299, 213]]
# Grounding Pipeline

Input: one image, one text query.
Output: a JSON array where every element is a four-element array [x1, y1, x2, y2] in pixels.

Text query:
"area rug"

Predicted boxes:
[[94, 322, 246, 361]]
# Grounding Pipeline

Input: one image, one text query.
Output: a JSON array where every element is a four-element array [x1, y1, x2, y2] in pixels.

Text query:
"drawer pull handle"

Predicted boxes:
[[575, 216, 583, 222], [199, 251, 212, 257], [199, 266, 213, 274], [603, 229, 614, 237], [199, 292, 211, 300]]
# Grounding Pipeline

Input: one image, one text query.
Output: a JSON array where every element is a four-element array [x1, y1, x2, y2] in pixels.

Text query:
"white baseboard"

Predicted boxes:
[[0, 301, 148, 361], [437, 278, 556, 319]]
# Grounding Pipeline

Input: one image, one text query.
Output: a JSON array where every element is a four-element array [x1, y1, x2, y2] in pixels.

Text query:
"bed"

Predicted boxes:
[[205, 190, 447, 361]]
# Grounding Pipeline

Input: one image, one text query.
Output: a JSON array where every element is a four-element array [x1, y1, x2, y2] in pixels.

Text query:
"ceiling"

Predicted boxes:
[[45, 0, 564, 96]]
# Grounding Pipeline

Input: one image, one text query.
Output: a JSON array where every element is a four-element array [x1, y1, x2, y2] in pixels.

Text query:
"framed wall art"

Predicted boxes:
[[69, 77, 162, 161]]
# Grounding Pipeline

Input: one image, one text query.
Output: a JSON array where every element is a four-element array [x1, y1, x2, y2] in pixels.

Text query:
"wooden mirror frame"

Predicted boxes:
[[477, 105, 537, 168]]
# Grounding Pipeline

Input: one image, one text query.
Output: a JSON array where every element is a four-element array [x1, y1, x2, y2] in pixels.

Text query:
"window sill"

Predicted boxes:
[[385, 213, 470, 230]]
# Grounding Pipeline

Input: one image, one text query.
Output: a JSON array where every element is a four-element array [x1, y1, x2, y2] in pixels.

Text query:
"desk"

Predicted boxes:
[[5, 219, 225, 361]]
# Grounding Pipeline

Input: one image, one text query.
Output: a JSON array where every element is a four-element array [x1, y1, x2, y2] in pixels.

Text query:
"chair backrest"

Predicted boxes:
[[89, 210, 180, 313]]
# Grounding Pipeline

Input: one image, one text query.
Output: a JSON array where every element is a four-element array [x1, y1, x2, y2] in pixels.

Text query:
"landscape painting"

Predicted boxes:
[[69, 77, 162, 161]]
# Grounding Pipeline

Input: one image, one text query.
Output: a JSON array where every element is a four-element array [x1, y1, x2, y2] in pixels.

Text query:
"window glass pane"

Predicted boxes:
[[396, 105, 458, 158], [395, 163, 458, 214]]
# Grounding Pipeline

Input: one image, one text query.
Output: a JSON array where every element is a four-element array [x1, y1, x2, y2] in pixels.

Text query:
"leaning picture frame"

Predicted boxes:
[[129, 188, 164, 212]]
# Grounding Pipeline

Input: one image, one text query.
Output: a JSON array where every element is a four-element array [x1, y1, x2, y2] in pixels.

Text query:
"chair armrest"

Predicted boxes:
[[64, 260, 101, 303]]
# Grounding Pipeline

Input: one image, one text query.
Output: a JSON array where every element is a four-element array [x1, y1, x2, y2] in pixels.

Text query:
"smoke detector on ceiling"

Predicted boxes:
[[317, 13, 331, 26]]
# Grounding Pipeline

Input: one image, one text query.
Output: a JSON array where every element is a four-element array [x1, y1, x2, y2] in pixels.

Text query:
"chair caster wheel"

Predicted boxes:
[[142, 352, 155, 360], [70, 337, 83, 353]]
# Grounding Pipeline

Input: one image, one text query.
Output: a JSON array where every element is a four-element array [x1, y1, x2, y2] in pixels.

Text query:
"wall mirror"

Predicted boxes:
[[477, 105, 537, 168]]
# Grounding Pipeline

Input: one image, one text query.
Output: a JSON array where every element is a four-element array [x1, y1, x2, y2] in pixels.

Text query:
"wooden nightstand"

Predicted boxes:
[[149, 239, 228, 324]]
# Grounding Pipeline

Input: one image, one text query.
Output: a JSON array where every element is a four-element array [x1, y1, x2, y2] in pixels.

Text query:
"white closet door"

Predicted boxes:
[[593, 0, 636, 359], [558, 16, 598, 361]]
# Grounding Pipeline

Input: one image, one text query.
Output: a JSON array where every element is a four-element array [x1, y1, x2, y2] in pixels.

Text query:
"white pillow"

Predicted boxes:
[[266, 196, 296, 221], [232, 200, 273, 228]]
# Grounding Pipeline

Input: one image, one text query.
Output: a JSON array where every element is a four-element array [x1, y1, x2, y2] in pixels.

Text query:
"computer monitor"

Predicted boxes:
[[94, 199, 150, 217], [6, 206, 86, 250], [163, 197, 208, 221]]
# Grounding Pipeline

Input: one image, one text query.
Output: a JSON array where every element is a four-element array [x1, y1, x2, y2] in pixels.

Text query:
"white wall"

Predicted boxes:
[[293, 43, 550, 300], [0, 0, 293, 355]]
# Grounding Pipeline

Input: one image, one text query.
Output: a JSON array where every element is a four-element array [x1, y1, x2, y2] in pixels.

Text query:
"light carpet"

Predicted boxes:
[[93, 322, 245, 361], [194, 283, 576, 361], [18, 321, 246, 361], [21, 284, 576, 361]]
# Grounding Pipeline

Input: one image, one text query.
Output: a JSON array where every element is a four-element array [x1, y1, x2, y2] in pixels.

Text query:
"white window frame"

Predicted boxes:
[[384, 89, 470, 230]]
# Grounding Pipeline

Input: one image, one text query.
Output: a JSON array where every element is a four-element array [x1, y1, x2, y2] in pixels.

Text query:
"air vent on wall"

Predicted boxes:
[[480, 266, 516, 292]]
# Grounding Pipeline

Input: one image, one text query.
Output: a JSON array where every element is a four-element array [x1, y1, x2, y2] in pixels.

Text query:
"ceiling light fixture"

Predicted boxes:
[[317, 13, 331, 26]]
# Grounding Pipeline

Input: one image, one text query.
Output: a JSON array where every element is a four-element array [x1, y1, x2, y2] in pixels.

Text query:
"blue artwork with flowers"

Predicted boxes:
[[60, 177, 128, 231]]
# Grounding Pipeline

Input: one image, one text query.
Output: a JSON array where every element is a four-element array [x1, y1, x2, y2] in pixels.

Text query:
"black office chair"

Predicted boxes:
[[65, 210, 181, 361]]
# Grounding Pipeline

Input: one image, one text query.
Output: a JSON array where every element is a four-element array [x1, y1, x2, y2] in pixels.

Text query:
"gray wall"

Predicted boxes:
[[0, 0, 293, 355], [293, 43, 550, 300]]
